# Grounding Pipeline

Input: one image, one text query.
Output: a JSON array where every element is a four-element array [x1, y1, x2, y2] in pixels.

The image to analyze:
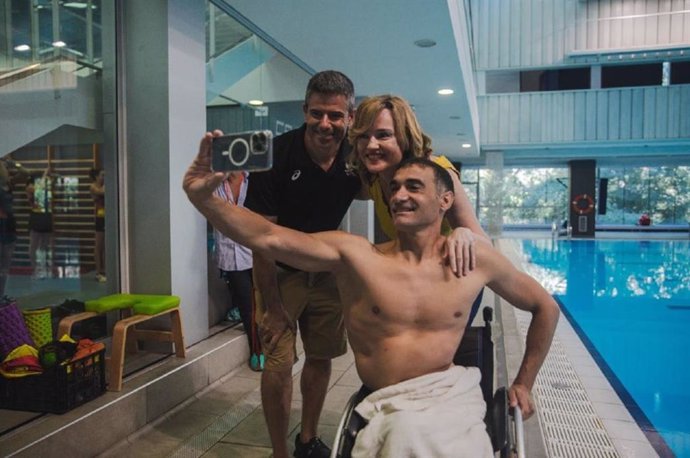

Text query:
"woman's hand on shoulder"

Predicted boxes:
[[443, 227, 477, 277]]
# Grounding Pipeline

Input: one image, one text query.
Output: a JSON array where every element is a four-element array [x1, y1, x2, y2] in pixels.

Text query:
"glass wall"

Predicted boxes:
[[205, 1, 310, 326], [0, 0, 116, 308], [206, 2, 308, 135], [462, 167, 569, 226], [598, 166, 690, 225], [463, 164, 690, 228]]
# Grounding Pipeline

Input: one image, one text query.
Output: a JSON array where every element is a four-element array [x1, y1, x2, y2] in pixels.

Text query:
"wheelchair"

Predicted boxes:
[[330, 307, 525, 458]]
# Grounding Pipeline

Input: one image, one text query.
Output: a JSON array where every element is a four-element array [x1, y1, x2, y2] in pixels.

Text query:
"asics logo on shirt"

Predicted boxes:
[[291, 170, 301, 181]]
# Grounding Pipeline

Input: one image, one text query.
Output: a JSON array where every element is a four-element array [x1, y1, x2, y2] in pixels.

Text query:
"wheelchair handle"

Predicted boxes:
[[514, 405, 526, 458]]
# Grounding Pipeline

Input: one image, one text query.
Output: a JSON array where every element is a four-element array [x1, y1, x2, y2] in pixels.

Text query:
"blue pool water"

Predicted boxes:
[[521, 239, 690, 458]]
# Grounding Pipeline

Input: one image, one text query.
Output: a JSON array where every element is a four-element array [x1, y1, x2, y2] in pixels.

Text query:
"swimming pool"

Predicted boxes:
[[521, 239, 690, 458]]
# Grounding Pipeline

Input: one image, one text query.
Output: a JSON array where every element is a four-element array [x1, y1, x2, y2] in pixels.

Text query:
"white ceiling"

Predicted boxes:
[[225, 0, 479, 160]]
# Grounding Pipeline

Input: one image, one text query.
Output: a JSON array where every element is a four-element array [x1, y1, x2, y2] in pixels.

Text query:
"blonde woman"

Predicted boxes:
[[348, 95, 489, 320]]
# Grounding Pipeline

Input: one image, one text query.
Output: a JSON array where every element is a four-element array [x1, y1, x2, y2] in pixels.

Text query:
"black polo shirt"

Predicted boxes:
[[245, 124, 361, 233]]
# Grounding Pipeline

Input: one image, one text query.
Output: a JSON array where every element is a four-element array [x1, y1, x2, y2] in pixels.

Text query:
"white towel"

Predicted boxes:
[[351, 365, 493, 458]]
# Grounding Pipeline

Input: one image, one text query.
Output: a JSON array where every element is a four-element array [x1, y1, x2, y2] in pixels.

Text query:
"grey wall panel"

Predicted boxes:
[[488, 0, 501, 69], [668, 85, 681, 137], [574, 92, 586, 140], [472, 0, 690, 70], [530, 94, 542, 141], [620, 89, 632, 139], [686, 0, 690, 44], [499, 0, 511, 68], [519, 94, 531, 142], [499, 95, 511, 143], [670, 0, 685, 42], [585, 91, 597, 140], [643, 88, 657, 138], [510, 0, 522, 67], [509, 96, 520, 141], [631, 88, 645, 139], [586, 0, 598, 52], [520, 0, 532, 67], [596, 90, 608, 140], [681, 85, 690, 136], [476, 0, 489, 70], [656, 88, 669, 138], [544, 93, 553, 142], [608, 90, 621, 140], [478, 85, 690, 145]]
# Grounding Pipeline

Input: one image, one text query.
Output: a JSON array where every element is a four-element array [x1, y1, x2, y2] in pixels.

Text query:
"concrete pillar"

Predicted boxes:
[[121, 0, 208, 344], [590, 65, 602, 90], [568, 160, 596, 237]]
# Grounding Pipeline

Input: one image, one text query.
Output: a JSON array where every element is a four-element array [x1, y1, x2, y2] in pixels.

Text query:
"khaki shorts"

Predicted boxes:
[[254, 269, 346, 371]]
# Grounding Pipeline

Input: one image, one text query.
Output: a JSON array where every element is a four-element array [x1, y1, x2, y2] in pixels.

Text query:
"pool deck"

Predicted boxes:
[[1, 231, 684, 457], [498, 237, 662, 458]]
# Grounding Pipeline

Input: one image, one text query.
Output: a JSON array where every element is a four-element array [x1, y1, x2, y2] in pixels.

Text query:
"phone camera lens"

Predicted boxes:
[[252, 132, 267, 153]]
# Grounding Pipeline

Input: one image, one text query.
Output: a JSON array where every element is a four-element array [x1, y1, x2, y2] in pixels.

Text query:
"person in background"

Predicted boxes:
[[89, 168, 106, 282], [212, 171, 263, 371], [26, 167, 55, 279], [0, 158, 27, 296]]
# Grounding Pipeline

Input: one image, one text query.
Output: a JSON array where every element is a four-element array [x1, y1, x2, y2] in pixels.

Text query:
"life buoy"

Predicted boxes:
[[572, 194, 594, 215]]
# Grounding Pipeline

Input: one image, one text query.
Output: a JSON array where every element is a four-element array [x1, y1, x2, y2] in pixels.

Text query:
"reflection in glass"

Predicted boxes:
[[204, 1, 310, 329], [598, 166, 690, 225], [0, 0, 114, 308]]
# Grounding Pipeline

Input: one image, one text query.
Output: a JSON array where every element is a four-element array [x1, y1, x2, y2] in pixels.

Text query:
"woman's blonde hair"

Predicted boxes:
[[347, 95, 433, 183]]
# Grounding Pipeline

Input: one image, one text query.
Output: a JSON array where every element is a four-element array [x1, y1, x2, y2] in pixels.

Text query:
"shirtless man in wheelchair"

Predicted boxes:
[[184, 135, 560, 457]]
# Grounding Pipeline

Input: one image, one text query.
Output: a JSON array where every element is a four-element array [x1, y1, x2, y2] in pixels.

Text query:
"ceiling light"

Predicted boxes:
[[52, 41, 66, 48], [461, 143, 472, 148], [64, 2, 89, 8], [248, 100, 264, 106], [414, 39, 437, 48], [14, 44, 30, 52], [438, 89, 454, 95]]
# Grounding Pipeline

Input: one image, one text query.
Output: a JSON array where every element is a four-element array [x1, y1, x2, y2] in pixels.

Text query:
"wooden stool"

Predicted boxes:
[[57, 294, 186, 392], [57, 294, 136, 339]]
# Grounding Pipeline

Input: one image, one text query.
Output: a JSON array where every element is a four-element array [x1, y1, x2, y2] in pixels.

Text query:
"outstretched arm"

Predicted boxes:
[[183, 131, 347, 273], [480, 242, 560, 419]]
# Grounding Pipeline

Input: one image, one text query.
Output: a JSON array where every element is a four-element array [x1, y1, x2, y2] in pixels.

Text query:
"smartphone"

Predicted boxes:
[[211, 130, 273, 172]]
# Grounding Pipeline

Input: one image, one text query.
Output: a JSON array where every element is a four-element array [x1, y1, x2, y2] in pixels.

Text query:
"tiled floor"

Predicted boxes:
[[100, 340, 361, 458]]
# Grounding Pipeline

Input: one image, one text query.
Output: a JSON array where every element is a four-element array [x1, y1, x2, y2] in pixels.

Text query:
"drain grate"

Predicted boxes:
[[514, 309, 620, 458]]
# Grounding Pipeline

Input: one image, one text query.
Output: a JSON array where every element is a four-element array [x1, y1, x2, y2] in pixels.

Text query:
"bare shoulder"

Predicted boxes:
[[474, 239, 516, 278]]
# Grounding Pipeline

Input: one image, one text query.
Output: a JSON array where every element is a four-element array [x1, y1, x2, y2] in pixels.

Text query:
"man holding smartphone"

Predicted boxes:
[[244, 70, 360, 458]]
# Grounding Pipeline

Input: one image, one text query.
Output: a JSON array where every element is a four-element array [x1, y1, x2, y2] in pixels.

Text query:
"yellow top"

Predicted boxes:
[[368, 155, 457, 240]]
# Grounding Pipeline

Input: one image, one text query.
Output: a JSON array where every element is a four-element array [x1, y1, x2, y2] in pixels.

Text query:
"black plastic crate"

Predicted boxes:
[[0, 348, 106, 414]]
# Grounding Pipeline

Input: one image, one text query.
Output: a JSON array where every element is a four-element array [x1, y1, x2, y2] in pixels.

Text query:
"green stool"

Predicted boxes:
[[57, 293, 186, 392], [57, 294, 136, 338]]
